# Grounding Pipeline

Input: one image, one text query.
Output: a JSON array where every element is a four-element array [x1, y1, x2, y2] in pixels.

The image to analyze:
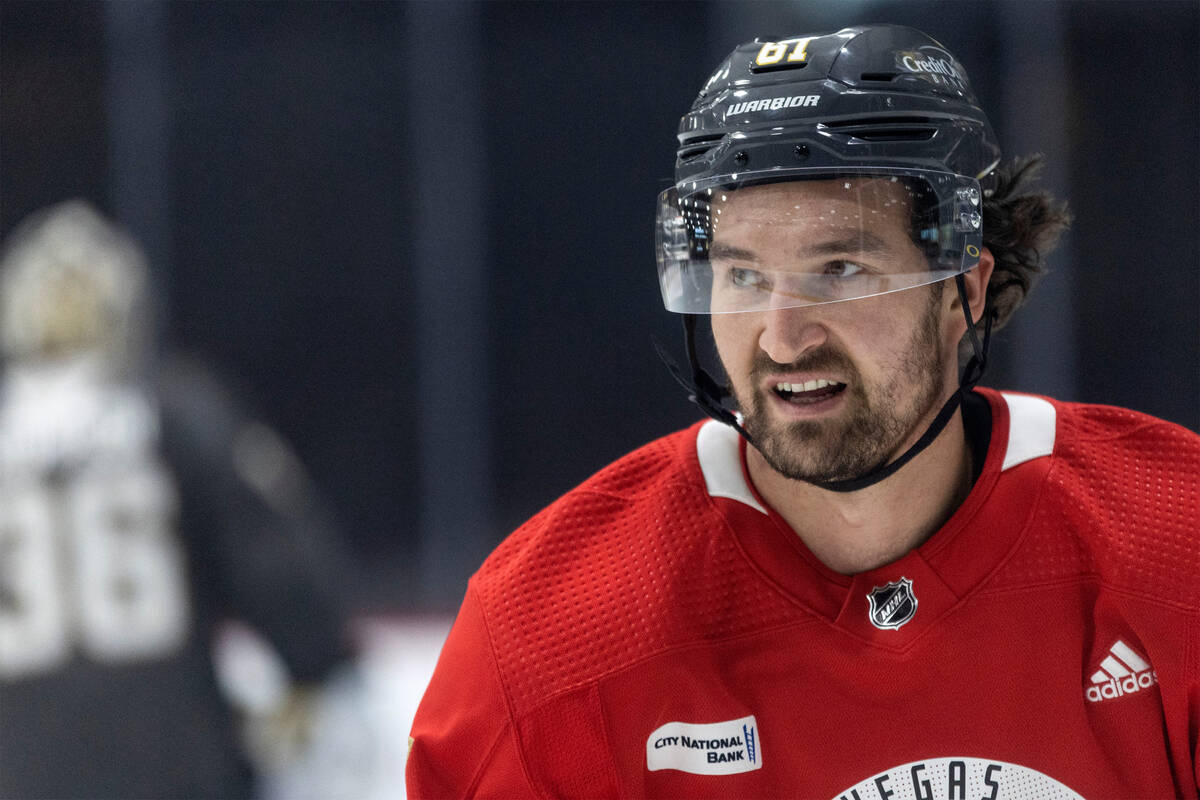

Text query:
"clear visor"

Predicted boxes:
[[656, 168, 983, 314]]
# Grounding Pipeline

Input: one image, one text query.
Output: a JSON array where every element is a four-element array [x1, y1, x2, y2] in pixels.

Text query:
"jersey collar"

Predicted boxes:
[[695, 388, 1057, 650]]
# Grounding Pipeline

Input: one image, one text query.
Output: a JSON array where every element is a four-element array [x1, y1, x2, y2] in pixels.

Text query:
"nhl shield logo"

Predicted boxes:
[[867, 577, 918, 630]]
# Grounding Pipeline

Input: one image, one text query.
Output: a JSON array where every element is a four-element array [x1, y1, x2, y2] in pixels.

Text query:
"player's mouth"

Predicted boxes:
[[767, 378, 848, 417]]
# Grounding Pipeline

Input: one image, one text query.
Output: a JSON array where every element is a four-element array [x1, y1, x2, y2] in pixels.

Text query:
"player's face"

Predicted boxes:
[[709, 179, 959, 484]]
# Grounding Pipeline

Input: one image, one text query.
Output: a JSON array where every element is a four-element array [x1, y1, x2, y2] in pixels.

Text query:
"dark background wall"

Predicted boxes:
[[2, 0, 1197, 612]]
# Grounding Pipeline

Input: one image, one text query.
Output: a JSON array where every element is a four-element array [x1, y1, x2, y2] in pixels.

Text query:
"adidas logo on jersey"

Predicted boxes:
[[1085, 640, 1157, 703]]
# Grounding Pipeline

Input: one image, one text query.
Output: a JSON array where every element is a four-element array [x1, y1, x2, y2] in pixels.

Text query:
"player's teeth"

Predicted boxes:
[[777, 379, 835, 393]]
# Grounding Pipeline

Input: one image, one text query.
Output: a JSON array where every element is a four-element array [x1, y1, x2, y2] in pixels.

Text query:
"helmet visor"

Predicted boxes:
[[656, 168, 983, 314]]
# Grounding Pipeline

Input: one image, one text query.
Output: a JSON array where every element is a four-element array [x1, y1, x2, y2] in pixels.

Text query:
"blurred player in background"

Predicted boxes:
[[408, 24, 1199, 798], [0, 200, 359, 799]]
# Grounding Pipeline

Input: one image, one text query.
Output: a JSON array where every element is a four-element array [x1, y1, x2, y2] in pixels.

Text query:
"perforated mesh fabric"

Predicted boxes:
[[474, 405, 1199, 716], [988, 403, 1200, 607], [471, 423, 805, 713], [416, 399, 1200, 798]]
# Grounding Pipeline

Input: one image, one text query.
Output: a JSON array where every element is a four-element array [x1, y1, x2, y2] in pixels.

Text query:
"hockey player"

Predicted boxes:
[[0, 201, 356, 799], [407, 25, 1199, 798]]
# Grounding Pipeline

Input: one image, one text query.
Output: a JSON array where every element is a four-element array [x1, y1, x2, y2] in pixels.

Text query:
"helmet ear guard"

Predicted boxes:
[[657, 24, 1001, 492], [654, 314, 746, 438]]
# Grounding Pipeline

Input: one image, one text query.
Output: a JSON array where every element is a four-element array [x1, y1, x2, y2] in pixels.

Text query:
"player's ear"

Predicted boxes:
[[950, 247, 994, 322], [966, 247, 995, 321]]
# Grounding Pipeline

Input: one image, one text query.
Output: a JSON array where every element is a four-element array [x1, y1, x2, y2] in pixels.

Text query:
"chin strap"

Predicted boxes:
[[654, 313, 755, 442], [655, 275, 993, 493], [813, 274, 992, 492]]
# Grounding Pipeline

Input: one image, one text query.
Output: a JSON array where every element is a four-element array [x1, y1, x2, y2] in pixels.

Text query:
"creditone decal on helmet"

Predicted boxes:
[[895, 47, 969, 91]]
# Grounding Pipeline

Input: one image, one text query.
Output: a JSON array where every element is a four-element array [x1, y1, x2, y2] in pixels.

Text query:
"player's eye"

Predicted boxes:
[[729, 266, 770, 291], [822, 260, 867, 278]]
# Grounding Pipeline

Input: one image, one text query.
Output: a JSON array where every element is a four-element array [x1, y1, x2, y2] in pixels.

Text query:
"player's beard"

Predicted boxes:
[[730, 293, 948, 485]]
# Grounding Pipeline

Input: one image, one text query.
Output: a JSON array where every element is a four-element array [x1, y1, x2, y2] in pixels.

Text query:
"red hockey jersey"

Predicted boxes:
[[408, 389, 1200, 799]]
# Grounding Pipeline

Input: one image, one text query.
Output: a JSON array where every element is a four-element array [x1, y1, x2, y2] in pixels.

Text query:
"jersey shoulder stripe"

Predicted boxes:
[[992, 394, 1200, 608]]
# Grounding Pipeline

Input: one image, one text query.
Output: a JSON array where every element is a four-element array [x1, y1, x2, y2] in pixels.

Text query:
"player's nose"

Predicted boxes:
[[757, 304, 827, 365]]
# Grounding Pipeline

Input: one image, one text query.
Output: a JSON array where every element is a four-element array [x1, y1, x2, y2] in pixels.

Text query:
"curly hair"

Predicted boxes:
[[979, 155, 1072, 334]]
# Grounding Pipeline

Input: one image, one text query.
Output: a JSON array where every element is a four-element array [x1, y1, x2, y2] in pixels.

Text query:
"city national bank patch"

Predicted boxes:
[[646, 715, 761, 775]]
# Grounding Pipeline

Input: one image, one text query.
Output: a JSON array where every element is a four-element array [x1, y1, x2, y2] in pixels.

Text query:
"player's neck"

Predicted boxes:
[[745, 408, 974, 576]]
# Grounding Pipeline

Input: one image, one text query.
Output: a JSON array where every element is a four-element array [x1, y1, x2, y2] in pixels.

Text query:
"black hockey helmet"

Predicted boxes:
[[659, 24, 1002, 315], [677, 24, 999, 194], [656, 25, 1000, 491]]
